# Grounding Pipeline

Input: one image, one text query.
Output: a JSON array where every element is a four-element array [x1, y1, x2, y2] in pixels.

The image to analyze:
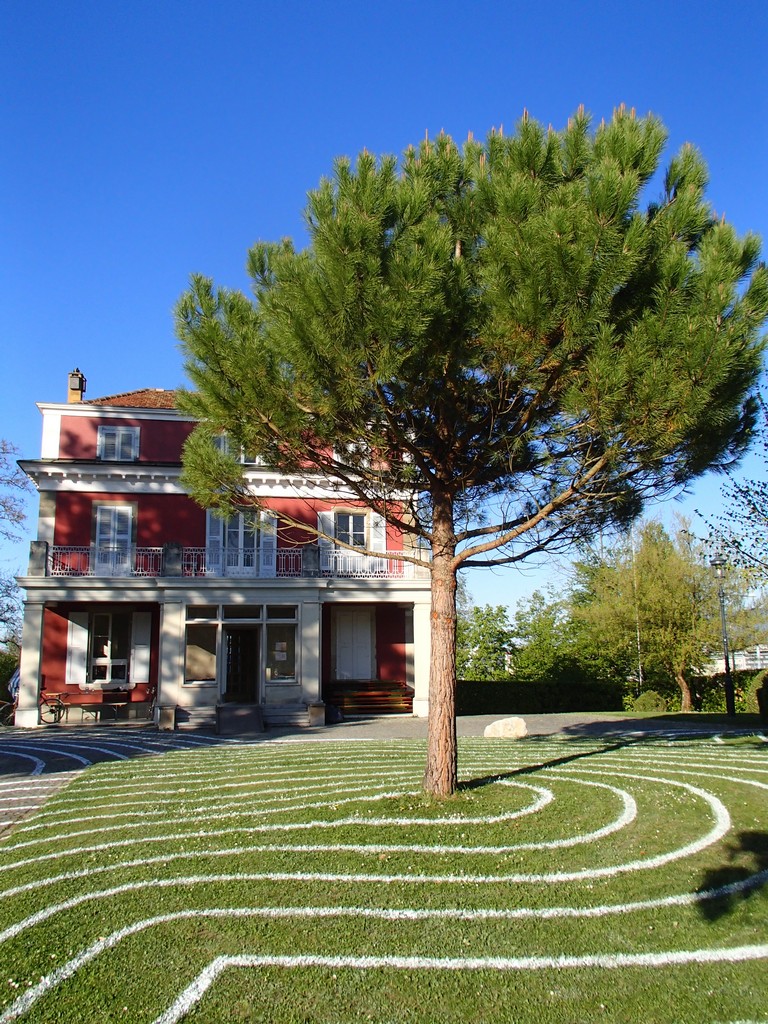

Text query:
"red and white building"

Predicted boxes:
[[15, 371, 432, 729]]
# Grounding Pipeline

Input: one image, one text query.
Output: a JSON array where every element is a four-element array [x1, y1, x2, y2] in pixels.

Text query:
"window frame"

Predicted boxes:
[[181, 604, 299, 690], [334, 511, 367, 548], [97, 425, 140, 462], [90, 611, 131, 684]]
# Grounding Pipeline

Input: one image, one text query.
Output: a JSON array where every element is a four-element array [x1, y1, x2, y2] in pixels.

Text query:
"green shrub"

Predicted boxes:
[[632, 689, 667, 712], [690, 669, 762, 714], [456, 678, 624, 716], [0, 650, 18, 702], [741, 669, 767, 714]]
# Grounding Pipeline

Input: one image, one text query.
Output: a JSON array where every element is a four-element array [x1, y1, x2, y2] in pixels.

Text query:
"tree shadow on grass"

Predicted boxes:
[[555, 716, 766, 740], [457, 734, 768, 924], [695, 831, 768, 921], [458, 735, 640, 791]]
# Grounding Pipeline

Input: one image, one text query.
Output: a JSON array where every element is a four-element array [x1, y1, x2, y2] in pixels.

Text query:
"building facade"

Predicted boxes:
[[15, 374, 432, 729]]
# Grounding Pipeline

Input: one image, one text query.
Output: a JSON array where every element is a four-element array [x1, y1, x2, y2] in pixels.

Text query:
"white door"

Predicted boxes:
[[335, 608, 374, 680], [226, 513, 257, 574], [95, 505, 133, 575], [206, 511, 277, 577]]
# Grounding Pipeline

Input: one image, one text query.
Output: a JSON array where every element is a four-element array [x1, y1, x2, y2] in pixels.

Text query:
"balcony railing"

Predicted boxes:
[[320, 549, 429, 578], [181, 547, 303, 578], [44, 544, 430, 580], [49, 546, 163, 577]]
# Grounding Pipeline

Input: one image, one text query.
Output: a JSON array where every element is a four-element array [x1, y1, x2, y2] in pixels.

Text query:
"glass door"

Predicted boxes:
[[223, 627, 260, 703]]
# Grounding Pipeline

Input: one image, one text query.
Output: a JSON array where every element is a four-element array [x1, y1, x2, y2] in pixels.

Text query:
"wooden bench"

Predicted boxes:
[[64, 697, 132, 723]]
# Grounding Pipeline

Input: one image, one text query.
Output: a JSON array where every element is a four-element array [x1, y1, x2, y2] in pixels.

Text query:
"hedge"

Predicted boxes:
[[456, 678, 624, 716]]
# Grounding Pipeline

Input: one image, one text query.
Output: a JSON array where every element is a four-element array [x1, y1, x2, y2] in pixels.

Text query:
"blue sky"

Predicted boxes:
[[2, 0, 767, 609]]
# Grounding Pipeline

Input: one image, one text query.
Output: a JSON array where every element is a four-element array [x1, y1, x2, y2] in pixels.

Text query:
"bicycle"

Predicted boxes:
[[39, 691, 67, 724], [145, 686, 157, 722], [0, 698, 17, 726]]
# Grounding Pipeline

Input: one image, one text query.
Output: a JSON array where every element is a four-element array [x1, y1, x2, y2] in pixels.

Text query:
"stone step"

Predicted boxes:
[[216, 704, 265, 735], [174, 706, 216, 730], [263, 706, 312, 727]]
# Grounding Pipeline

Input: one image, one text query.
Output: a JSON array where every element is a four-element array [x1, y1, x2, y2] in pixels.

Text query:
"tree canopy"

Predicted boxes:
[[177, 108, 768, 794], [510, 520, 765, 712], [456, 604, 513, 681], [704, 396, 768, 582], [571, 520, 757, 711], [0, 440, 29, 543], [0, 439, 30, 666]]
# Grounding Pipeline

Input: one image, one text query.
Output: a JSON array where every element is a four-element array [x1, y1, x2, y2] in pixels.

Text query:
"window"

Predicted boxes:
[[266, 624, 296, 681], [205, 510, 276, 577], [65, 610, 151, 687], [185, 625, 217, 683], [186, 605, 218, 621], [97, 425, 139, 461], [224, 605, 262, 619], [94, 505, 134, 575], [335, 512, 366, 548], [213, 434, 262, 465], [318, 509, 387, 575], [90, 613, 131, 682]]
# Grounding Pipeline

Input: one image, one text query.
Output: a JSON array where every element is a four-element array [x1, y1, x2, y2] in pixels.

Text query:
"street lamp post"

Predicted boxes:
[[711, 555, 736, 717]]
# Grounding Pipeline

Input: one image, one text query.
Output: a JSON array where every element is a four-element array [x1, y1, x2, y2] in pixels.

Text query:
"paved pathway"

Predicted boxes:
[[0, 727, 245, 834]]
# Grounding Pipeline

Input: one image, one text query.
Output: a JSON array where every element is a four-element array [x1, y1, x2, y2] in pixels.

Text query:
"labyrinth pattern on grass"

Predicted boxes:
[[0, 730, 766, 1022]]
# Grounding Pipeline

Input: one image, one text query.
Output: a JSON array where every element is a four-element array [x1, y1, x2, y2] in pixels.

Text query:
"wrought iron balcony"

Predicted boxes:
[[40, 543, 430, 580], [48, 546, 163, 577]]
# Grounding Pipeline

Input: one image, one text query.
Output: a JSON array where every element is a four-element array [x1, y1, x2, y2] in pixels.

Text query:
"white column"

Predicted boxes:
[[16, 602, 44, 728], [300, 598, 322, 706], [411, 597, 431, 717], [157, 600, 185, 710]]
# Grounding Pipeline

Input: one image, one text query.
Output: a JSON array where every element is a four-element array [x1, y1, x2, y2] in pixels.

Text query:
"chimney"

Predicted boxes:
[[67, 368, 87, 404]]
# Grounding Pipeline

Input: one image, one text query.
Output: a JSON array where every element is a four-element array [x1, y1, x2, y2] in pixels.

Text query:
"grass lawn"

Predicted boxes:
[[0, 733, 766, 1023]]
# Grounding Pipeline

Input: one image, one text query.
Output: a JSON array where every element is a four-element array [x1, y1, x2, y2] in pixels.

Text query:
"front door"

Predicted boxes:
[[224, 628, 259, 703], [335, 608, 374, 680]]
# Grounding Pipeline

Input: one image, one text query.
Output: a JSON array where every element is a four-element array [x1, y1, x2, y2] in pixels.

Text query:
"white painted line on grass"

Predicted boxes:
[[153, 945, 768, 1024], [3, 904, 767, 1024]]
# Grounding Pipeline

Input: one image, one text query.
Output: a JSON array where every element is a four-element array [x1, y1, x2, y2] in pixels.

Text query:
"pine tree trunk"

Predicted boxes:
[[423, 500, 458, 797]]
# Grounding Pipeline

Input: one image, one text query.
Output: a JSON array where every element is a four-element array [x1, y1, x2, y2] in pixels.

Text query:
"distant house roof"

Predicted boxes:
[[87, 389, 178, 409]]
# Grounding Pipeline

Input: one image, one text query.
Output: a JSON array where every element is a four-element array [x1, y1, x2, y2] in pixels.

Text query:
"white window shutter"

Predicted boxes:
[[97, 427, 116, 460], [260, 512, 277, 577], [66, 612, 90, 685], [130, 612, 152, 683], [95, 505, 110, 549], [118, 428, 139, 460], [370, 512, 387, 551], [114, 506, 133, 544], [317, 510, 334, 572], [206, 510, 224, 573], [95, 505, 133, 574]]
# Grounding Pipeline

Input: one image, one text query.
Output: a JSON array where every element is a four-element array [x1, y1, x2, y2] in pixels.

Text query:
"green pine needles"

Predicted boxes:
[[176, 107, 768, 795]]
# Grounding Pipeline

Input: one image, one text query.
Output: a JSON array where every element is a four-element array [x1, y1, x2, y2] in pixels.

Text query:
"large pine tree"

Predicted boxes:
[[177, 108, 768, 795]]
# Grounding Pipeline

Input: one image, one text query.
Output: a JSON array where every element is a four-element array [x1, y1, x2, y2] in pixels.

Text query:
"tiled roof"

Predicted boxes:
[[86, 389, 178, 409]]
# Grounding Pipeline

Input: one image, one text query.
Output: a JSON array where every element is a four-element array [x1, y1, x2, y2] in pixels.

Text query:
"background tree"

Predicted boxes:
[[573, 520, 764, 710], [0, 439, 30, 677], [0, 576, 22, 698], [704, 396, 768, 582], [177, 108, 768, 795], [0, 576, 23, 657], [510, 587, 629, 689], [0, 441, 29, 543], [456, 604, 513, 680]]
